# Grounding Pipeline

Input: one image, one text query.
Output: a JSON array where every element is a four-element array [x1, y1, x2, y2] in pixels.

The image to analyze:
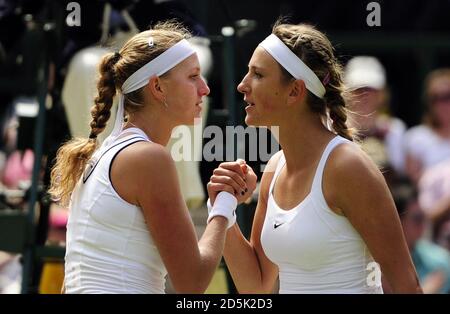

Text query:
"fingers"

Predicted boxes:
[[241, 163, 248, 174], [218, 161, 246, 178], [207, 182, 235, 198], [208, 160, 258, 205], [236, 158, 246, 165], [210, 174, 247, 196], [212, 168, 247, 192], [245, 163, 256, 178]]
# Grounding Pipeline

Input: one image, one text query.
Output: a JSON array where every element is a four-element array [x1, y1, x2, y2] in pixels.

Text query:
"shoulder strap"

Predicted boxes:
[[82, 135, 147, 183], [311, 136, 351, 191], [268, 152, 286, 196]]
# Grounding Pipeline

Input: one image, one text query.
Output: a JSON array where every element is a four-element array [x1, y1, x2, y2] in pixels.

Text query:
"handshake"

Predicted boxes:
[[206, 159, 258, 229]]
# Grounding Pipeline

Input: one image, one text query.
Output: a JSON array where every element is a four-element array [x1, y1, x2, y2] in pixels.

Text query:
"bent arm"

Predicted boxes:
[[222, 154, 281, 293], [133, 145, 229, 293], [328, 145, 422, 293]]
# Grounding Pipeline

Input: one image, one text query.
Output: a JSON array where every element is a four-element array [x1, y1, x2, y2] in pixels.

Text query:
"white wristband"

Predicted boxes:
[[207, 191, 237, 229], [207, 198, 213, 214]]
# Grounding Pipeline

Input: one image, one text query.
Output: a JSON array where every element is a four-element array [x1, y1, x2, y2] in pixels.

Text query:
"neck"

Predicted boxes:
[[125, 109, 175, 146], [273, 113, 335, 173]]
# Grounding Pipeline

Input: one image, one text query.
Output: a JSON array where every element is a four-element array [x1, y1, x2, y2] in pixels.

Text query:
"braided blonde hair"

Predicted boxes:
[[49, 21, 191, 206]]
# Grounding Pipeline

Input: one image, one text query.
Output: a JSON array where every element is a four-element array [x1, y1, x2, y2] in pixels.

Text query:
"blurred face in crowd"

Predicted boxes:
[[427, 76, 450, 128], [401, 201, 427, 249], [349, 87, 386, 131]]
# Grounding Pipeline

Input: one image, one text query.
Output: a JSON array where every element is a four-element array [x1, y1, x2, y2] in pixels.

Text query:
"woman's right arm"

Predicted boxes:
[[126, 143, 233, 293], [221, 153, 282, 293]]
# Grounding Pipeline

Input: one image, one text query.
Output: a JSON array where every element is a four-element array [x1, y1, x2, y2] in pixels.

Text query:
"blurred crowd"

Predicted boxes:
[[344, 56, 450, 293]]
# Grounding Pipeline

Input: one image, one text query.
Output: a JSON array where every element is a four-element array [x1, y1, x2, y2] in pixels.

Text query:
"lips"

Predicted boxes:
[[244, 98, 255, 107], [245, 102, 255, 110]]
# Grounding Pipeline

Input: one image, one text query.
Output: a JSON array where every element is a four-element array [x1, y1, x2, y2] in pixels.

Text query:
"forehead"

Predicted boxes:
[[249, 46, 279, 69], [428, 77, 450, 94], [171, 53, 200, 73]]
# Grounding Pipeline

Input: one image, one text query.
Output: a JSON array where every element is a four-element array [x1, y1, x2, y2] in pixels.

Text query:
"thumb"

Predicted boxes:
[[237, 159, 247, 174], [236, 158, 246, 165]]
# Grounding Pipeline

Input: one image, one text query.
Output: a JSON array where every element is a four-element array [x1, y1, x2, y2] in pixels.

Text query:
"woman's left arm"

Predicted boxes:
[[325, 144, 422, 294]]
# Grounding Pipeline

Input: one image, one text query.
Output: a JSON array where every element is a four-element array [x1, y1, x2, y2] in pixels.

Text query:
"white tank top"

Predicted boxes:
[[261, 136, 383, 294], [64, 128, 168, 294]]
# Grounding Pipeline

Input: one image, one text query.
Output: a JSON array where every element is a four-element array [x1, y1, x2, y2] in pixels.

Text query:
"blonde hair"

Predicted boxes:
[[272, 20, 355, 141], [49, 21, 191, 206]]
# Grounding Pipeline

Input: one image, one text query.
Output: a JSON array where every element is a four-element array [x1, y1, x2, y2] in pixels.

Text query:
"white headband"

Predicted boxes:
[[259, 34, 326, 99], [102, 38, 196, 148]]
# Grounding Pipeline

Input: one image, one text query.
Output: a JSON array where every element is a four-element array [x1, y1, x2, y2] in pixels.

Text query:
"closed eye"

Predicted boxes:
[[254, 71, 263, 79], [248, 65, 264, 79]]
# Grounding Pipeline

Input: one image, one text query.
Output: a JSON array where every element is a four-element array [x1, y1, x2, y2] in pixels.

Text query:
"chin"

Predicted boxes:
[[244, 115, 261, 127], [181, 114, 199, 126], [191, 118, 202, 125]]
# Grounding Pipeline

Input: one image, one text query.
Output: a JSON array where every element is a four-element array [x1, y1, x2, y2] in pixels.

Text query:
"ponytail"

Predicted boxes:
[[48, 52, 119, 206], [324, 67, 355, 142]]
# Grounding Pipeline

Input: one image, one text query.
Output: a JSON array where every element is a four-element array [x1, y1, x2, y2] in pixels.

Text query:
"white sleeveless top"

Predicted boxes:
[[261, 136, 383, 294], [64, 128, 168, 294]]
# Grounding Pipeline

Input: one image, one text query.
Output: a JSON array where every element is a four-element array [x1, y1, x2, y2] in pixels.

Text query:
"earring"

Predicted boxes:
[[162, 98, 169, 109]]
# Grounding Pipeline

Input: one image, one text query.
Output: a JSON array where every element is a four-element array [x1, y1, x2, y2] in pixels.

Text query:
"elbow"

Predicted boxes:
[[237, 282, 275, 294], [173, 284, 207, 294], [170, 272, 211, 294], [172, 281, 208, 294], [238, 288, 272, 294]]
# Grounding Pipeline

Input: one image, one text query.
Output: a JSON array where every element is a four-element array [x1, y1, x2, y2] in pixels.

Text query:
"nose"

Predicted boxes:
[[199, 76, 210, 97], [237, 74, 250, 94]]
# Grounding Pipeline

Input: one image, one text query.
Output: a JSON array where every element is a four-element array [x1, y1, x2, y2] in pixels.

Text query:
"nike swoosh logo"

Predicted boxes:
[[274, 222, 284, 229]]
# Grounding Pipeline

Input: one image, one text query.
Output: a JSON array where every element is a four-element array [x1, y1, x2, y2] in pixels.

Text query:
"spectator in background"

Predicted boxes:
[[404, 68, 450, 184], [394, 189, 450, 293], [435, 218, 450, 253], [417, 158, 450, 223], [344, 56, 407, 187]]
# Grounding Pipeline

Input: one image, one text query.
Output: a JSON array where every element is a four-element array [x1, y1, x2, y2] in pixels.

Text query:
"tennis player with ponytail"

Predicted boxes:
[[49, 21, 243, 294], [208, 21, 422, 294]]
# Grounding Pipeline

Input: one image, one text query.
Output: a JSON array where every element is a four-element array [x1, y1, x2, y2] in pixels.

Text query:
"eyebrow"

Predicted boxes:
[[248, 65, 263, 71]]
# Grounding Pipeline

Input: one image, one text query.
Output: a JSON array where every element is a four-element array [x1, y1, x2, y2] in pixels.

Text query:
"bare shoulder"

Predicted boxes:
[[324, 141, 390, 213], [327, 142, 382, 182], [118, 141, 175, 175], [111, 141, 178, 202]]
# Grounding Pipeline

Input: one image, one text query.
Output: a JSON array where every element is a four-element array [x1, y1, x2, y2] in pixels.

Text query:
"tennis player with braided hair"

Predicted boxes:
[[49, 21, 244, 294], [208, 21, 422, 293]]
